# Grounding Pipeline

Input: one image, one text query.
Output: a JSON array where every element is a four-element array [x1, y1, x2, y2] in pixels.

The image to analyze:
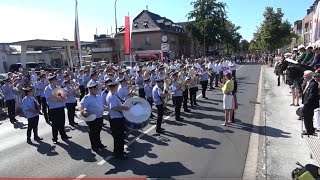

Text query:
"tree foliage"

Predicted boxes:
[[186, 0, 227, 53], [240, 39, 250, 53], [253, 7, 292, 52]]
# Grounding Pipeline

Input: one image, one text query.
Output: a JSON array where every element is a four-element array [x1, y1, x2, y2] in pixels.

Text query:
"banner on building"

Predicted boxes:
[[312, 2, 320, 43], [125, 16, 131, 55]]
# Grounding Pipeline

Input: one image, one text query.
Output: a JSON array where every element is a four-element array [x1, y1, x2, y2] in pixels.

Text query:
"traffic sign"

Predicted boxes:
[[161, 43, 169, 52]]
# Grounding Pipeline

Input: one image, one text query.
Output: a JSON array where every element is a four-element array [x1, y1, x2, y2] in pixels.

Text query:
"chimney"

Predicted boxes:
[[146, 5, 148, 11]]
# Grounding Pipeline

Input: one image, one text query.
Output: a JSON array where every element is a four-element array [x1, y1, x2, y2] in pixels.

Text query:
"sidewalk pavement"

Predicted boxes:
[[257, 66, 314, 179]]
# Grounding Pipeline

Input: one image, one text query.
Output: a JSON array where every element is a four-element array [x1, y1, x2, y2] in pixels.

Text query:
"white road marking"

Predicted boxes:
[[75, 174, 86, 179], [236, 64, 245, 71], [97, 63, 247, 165]]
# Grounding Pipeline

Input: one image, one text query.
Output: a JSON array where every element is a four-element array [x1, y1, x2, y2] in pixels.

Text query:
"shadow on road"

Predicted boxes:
[[105, 141, 194, 177], [56, 139, 99, 162], [162, 131, 220, 150], [182, 119, 234, 134], [29, 141, 58, 156], [228, 120, 291, 138], [105, 160, 194, 178]]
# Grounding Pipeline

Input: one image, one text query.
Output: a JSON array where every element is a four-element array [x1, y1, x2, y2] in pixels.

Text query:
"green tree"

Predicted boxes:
[[220, 20, 242, 54], [249, 40, 259, 53], [253, 7, 292, 52], [240, 39, 250, 53], [187, 0, 227, 53]]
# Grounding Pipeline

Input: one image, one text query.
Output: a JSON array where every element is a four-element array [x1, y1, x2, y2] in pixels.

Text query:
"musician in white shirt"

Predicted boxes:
[[208, 60, 216, 90], [228, 60, 237, 79], [30, 69, 38, 85]]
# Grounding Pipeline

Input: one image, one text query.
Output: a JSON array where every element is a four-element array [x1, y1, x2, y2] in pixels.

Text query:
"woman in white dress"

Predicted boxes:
[[219, 71, 234, 126]]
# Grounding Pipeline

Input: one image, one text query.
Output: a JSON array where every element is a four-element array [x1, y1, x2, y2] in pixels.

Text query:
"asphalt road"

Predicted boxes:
[[0, 63, 261, 179]]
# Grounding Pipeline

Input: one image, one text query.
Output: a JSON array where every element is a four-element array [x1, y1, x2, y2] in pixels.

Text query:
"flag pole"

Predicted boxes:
[[75, 0, 82, 67]]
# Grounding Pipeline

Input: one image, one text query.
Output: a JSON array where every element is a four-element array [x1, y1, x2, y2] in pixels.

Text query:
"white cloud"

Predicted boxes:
[[0, 4, 95, 43]]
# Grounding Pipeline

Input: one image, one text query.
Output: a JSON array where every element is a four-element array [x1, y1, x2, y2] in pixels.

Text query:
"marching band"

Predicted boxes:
[[14, 58, 238, 159]]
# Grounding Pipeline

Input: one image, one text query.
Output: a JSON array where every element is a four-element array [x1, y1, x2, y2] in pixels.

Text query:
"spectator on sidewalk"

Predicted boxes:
[[302, 70, 319, 135]]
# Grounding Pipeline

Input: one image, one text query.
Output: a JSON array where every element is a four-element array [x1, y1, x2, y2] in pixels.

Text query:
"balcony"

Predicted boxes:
[[92, 47, 114, 53]]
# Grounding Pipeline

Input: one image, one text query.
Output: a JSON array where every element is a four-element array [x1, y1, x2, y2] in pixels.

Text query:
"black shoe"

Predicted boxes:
[[34, 137, 43, 141], [27, 138, 32, 144], [69, 123, 75, 127], [61, 136, 72, 140], [39, 112, 43, 115], [98, 144, 106, 149], [92, 147, 100, 152], [156, 129, 165, 134], [302, 132, 315, 136], [13, 119, 18, 122], [194, 103, 199, 106], [177, 118, 184, 122], [184, 109, 191, 112], [115, 154, 129, 160], [53, 140, 58, 144], [203, 97, 208, 100]]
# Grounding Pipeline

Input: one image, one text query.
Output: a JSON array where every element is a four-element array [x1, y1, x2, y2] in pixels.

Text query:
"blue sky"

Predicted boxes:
[[0, 0, 315, 43]]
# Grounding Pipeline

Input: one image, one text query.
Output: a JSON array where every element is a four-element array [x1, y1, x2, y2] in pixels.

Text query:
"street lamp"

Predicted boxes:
[[115, 0, 120, 63]]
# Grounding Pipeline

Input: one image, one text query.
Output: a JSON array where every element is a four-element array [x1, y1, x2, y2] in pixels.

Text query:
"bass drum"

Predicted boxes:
[[123, 96, 151, 130]]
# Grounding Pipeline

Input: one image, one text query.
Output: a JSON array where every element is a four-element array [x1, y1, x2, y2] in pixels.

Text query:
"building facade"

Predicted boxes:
[[117, 10, 193, 61], [91, 34, 119, 63]]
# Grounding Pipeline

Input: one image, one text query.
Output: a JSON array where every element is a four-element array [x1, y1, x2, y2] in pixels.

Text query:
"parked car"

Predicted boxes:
[[9, 62, 61, 73]]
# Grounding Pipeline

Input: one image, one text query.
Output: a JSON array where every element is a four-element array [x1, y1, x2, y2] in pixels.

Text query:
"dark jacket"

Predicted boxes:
[[232, 78, 238, 94], [302, 79, 319, 111]]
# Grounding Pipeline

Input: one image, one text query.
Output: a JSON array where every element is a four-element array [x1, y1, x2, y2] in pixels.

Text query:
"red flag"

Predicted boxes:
[[125, 16, 131, 54]]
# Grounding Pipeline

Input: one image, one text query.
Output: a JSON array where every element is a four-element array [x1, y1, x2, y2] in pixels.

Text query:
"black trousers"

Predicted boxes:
[[147, 97, 155, 117], [49, 107, 67, 141], [138, 88, 145, 99], [219, 71, 223, 82], [209, 73, 215, 88], [41, 97, 49, 121], [85, 88, 89, 95], [232, 70, 236, 80], [79, 85, 85, 101], [156, 104, 164, 130], [189, 87, 197, 105], [173, 96, 183, 120], [109, 118, 125, 156], [36, 96, 42, 107], [27, 116, 39, 139], [200, 80, 208, 98], [86, 117, 103, 149], [6, 99, 15, 121], [303, 109, 315, 133], [66, 102, 77, 125], [183, 89, 189, 110], [215, 73, 220, 87]]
